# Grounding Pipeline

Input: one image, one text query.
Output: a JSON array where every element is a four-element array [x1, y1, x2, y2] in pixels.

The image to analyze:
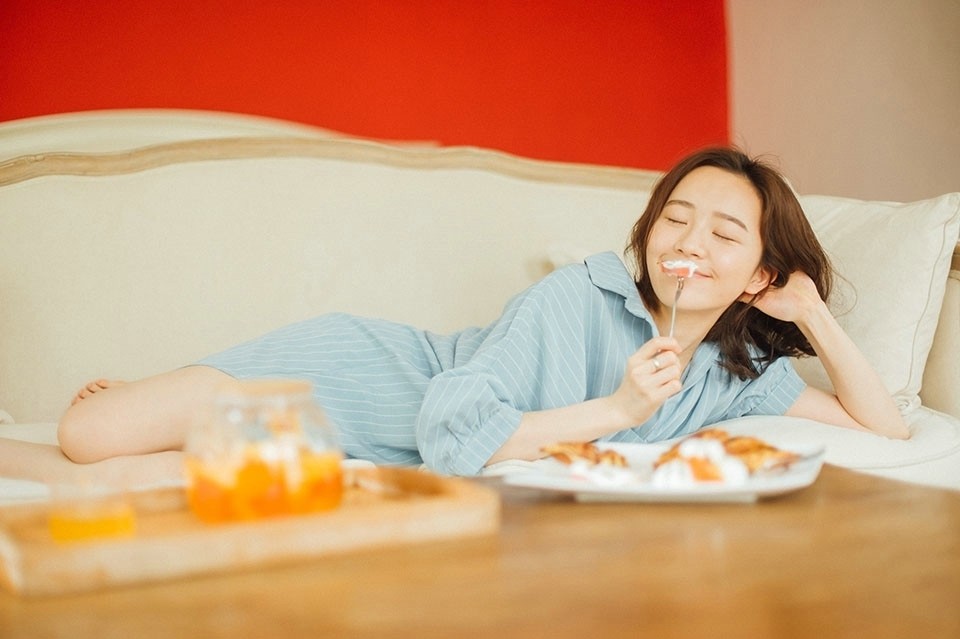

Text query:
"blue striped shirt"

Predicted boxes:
[[198, 252, 806, 475]]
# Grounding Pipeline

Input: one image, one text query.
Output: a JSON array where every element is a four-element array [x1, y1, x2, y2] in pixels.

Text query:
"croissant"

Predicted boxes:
[[541, 441, 628, 467], [654, 429, 800, 475]]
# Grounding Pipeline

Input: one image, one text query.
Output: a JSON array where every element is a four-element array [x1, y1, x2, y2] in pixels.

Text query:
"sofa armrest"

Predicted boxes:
[[920, 241, 960, 420]]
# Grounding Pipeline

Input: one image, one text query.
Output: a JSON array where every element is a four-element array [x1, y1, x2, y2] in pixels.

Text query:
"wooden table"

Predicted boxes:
[[1, 465, 958, 638]]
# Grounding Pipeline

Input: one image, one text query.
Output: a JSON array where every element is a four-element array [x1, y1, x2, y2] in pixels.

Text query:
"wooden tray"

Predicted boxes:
[[0, 467, 500, 597]]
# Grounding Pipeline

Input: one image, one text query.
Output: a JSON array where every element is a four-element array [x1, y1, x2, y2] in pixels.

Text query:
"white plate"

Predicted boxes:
[[501, 442, 825, 503]]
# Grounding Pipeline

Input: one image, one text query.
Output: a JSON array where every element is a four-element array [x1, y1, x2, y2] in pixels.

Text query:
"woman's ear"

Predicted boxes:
[[743, 266, 776, 296]]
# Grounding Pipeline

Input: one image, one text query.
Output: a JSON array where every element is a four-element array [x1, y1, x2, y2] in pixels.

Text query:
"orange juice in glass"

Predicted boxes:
[[184, 380, 343, 523], [48, 482, 137, 543]]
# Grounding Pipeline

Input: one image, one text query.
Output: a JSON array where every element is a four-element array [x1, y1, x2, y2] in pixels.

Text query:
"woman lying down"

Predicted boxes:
[[0, 147, 909, 489]]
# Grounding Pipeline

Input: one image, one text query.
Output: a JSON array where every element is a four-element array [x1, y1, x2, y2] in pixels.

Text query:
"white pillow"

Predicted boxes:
[[795, 192, 960, 414]]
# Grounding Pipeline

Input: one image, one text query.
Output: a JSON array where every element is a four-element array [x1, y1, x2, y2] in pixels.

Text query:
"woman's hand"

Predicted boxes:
[[750, 270, 824, 325], [486, 336, 685, 467], [610, 336, 683, 425]]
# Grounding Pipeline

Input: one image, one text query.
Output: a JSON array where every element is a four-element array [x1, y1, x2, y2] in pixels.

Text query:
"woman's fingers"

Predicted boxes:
[[628, 337, 681, 376], [625, 343, 681, 394]]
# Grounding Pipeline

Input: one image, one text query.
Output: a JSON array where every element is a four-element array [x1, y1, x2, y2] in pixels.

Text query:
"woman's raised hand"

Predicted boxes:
[[611, 336, 683, 425], [750, 270, 824, 325]]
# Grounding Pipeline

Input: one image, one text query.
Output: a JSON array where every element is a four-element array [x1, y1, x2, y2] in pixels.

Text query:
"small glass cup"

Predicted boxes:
[[48, 477, 137, 543], [184, 379, 343, 523]]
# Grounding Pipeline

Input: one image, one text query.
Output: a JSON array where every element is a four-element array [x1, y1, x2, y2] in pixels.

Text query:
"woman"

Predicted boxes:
[[5, 146, 909, 485]]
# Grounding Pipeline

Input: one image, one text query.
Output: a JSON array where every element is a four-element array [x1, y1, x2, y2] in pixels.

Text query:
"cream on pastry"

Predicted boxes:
[[659, 259, 698, 279]]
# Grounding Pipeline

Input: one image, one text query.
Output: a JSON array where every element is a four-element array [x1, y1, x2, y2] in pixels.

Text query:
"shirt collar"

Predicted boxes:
[[584, 251, 652, 322], [584, 251, 721, 385]]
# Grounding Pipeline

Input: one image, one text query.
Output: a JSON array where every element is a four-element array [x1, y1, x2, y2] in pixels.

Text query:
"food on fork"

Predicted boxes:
[[542, 441, 628, 467], [660, 259, 698, 278], [661, 259, 697, 337]]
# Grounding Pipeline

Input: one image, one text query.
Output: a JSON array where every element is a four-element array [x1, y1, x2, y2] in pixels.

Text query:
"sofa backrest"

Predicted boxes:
[[2, 110, 958, 426], [0, 132, 659, 422], [0, 108, 344, 161]]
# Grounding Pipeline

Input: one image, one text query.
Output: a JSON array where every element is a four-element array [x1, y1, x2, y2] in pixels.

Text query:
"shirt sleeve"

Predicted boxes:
[[733, 356, 807, 417], [415, 266, 592, 476]]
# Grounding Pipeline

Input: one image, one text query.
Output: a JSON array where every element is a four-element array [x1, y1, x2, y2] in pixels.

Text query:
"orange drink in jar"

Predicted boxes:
[[185, 380, 343, 523]]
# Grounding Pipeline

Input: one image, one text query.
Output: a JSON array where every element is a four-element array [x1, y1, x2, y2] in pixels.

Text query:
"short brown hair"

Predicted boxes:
[[626, 147, 832, 379]]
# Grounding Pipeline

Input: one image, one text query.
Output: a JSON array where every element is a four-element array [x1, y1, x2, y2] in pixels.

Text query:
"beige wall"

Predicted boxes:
[[727, 1, 959, 202]]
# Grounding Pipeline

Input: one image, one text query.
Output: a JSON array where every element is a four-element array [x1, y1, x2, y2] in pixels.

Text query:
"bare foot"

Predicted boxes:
[[71, 379, 126, 406]]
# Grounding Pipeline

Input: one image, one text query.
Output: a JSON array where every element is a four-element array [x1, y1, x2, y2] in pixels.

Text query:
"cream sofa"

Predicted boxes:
[[1, 109, 958, 501]]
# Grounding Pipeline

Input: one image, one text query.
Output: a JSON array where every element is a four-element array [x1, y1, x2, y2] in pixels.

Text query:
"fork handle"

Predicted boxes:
[[668, 278, 684, 337]]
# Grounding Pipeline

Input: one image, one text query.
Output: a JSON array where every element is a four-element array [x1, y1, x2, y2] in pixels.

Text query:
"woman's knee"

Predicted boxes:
[[59, 366, 232, 463], [57, 400, 107, 463]]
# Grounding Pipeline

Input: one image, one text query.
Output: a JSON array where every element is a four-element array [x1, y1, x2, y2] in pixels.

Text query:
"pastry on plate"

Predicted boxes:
[[653, 428, 800, 484], [541, 441, 627, 467]]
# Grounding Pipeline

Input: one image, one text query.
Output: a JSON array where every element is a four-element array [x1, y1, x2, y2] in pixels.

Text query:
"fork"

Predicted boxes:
[[668, 277, 686, 338]]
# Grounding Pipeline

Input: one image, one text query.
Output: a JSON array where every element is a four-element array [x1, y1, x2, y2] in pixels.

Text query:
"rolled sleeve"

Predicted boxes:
[[415, 264, 594, 476], [416, 369, 525, 475]]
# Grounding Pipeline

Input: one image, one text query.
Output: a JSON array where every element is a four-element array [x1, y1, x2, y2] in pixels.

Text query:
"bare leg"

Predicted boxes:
[[0, 439, 184, 488], [58, 365, 233, 464]]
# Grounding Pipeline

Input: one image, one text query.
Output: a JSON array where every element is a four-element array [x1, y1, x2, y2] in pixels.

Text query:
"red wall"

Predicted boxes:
[[0, 1, 728, 170]]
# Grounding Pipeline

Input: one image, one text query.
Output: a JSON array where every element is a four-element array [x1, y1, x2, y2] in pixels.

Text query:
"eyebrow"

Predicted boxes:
[[663, 199, 750, 232]]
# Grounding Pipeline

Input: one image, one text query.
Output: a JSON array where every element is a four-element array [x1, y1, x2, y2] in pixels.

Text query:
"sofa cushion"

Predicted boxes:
[[718, 411, 960, 491], [718, 411, 960, 470], [797, 193, 960, 414]]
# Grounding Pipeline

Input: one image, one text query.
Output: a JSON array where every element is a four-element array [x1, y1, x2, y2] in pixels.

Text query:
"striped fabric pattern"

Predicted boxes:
[[198, 252, 806, 475]]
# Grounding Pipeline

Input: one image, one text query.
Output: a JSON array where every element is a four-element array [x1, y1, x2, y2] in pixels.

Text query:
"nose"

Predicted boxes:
[[673, 223, 705, 257]]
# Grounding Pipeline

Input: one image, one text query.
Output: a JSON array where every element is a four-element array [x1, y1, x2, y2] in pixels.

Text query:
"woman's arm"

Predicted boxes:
[[417, 259, 689, 475], [753, 272, 909, 439], [485, 336, 683, 465]]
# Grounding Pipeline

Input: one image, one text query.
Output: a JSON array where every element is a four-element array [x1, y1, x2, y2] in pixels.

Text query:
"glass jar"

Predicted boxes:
[[184, 379, 343, 523]]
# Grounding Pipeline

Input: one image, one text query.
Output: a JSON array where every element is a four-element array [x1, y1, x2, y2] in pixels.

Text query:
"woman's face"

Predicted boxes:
[[646, 166, 770, 320]]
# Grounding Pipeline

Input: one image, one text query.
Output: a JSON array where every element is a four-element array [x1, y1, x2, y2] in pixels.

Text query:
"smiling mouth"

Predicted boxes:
[[659, 259, 698, 278], [657, 267, 709, 280]]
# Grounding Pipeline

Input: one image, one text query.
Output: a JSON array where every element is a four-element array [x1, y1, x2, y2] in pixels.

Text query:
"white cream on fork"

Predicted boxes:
[[660, 259, 699, 279], [659, 259, 698, 337]]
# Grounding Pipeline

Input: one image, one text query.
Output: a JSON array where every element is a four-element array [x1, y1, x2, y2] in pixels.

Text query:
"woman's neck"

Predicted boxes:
[[652, 306, 720, 367]]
